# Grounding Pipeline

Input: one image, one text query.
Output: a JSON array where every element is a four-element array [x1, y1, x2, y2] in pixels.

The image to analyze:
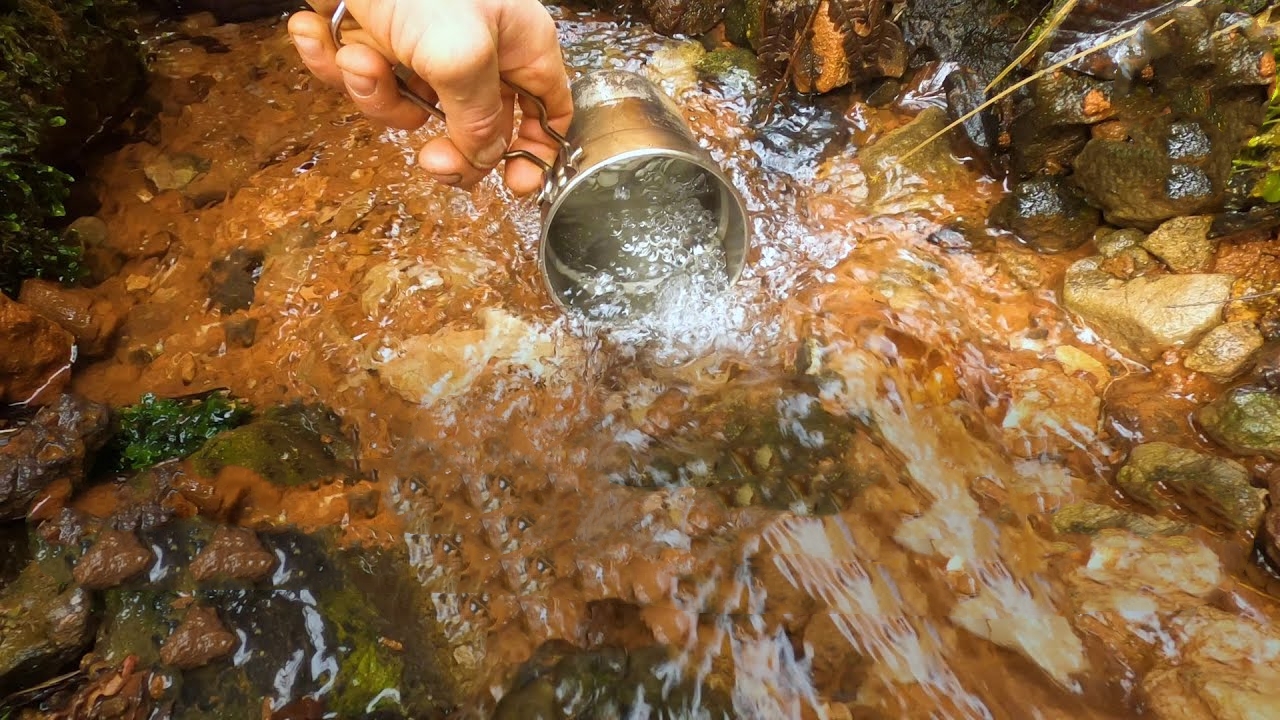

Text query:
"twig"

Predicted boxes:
[[898, 0, 1203, 164]]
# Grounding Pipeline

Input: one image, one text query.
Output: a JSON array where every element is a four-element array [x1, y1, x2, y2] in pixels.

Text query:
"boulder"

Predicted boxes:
[[858, 107, 971, 213], [1062, 258, 1233, 362], [993, 177, 1101, 254]]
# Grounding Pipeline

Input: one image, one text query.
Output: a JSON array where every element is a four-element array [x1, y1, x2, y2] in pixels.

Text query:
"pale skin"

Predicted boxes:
[[287, 0, 574, 196]]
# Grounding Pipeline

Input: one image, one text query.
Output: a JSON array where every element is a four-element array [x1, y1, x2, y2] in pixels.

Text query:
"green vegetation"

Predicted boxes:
[[0, 0, 141, 297], [1235, 79, 1280, 203], [109, 391, 253, 472]]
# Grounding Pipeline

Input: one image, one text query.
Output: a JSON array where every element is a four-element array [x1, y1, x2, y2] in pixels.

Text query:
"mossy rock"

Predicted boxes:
[[90, 518, 463, 718], [1197, 387, 1280, 460], [189, 403, 355, 486]]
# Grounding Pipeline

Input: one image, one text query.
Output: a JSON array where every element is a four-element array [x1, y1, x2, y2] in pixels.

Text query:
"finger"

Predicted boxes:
[[334, 44, 432, 131], [288, 11, 344, 88], [419, 88, 516, 189], [416, 11, 513, 171]]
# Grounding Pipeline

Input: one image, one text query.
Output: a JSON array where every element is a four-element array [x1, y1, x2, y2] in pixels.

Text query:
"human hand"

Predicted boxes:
[[287, 0, 573, 196]]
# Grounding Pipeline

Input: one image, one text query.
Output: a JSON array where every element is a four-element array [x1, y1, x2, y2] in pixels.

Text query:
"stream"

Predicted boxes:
[[6, 2, 1280, 719]]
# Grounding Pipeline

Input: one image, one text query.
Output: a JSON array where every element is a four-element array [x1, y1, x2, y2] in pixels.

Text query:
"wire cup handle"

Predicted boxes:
[[328, 1, 579, 203]]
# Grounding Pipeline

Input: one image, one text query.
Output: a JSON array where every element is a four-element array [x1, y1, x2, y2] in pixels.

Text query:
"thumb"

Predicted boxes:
[[417, 13, 510, 170]]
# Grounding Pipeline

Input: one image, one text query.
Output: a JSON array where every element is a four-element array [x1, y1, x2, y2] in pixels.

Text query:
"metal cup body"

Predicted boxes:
[[538, 70, 750, 316]]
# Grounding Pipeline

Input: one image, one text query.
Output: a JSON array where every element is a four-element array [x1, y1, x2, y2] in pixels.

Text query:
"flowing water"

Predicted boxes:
[[58, 4, 1280, 719]]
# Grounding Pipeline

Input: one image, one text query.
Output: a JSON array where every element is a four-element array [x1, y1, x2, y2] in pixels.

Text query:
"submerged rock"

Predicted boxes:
[[159, 605, 238, 670], [1062, 258, 1233, 362], [1143, 606, 1280, 720], [1140, 215, 1216, 273], [1115, 442, 1267, 535], [205, 248, 264, 315], [188, 403, 353, 486], [858, 106, 970, 213], [0, 294, 76, 406], [1051, 502, 1191, 538], [0, 557, 95, 697], [1184, 321, 1265, 382], [1197, 386, 1280, 460], [993, 177, 1100, 253], [493, 641, 733, 719], [0, 393, 111, 520]]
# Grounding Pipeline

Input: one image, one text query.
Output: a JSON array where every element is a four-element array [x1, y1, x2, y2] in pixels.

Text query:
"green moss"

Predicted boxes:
[[188, 404, 352, 486], [109, 391, 253, 472], [695, 46, 761, 83], [0, 0, 142, 297]]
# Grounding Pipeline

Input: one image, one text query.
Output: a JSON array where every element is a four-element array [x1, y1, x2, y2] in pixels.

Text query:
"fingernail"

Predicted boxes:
[[292, 33, 322, 57], [473, 135, 509, 169], [342, 70, 378, 98], [428, 172, 464, 186]]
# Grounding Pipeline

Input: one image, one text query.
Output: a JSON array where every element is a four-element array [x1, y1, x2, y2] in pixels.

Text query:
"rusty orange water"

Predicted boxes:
[[65, 5, 1280, 718]]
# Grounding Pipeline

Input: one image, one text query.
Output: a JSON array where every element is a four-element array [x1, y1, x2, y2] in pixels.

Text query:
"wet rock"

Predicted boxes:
[[791, 0, 906, 94], [1051, 502, 1191, 538], [1197, 386, 1280, 460], [1062, 258, 1233, 362], [858, 106, 969, 212], [694, 46, 760, 93], [19, 278, 123, 359], [0, 558, 94, 697], [205, 248, 264, 314], [64, 216, 124, 284], [188, 403, 353, 486], [144, 152, 210, 192], [1093, 227, 1160, 277], [0, 293, 75, 406], [1184, 321, 1265, 382], [159, 605, 238, 670], [645, 40, 706, 97], [72, 529, 155, 590], [993, 177, 1101, 254], [189, 525, 276, 582], [1140, 216, 1216, 273], [0, 393, 111, 520], [898, 0, 1041, 86], [1143, 606, 1280, 720], [493, 641, 733, 719], [1254, 341, 1280, 389], [1115, 442, 1267, 535]]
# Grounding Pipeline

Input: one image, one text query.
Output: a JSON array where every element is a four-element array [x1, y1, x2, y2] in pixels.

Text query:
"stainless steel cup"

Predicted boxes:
[[537, 70, 750, 318], [328, 6, 749, 319]]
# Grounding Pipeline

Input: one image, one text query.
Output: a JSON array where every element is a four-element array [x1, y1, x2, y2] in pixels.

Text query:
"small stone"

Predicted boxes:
[[1094, 228, 1146, 258], [1141, 215, 1215, 273], [224, 317, 259, 348], [72, 529, 155, 590], [1185, 321, 1265, 382], [144, 152, 210, 192], [0, 294, 75, 406], [159, 605, 238, 670], [125, 275, 151, 293], [189, 526, 276, 582], [1197, 386, 1280, 460], [206, 248, 264, 314], [1063, 257, 1233, 362], [1116, 442, 1267, 533]]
